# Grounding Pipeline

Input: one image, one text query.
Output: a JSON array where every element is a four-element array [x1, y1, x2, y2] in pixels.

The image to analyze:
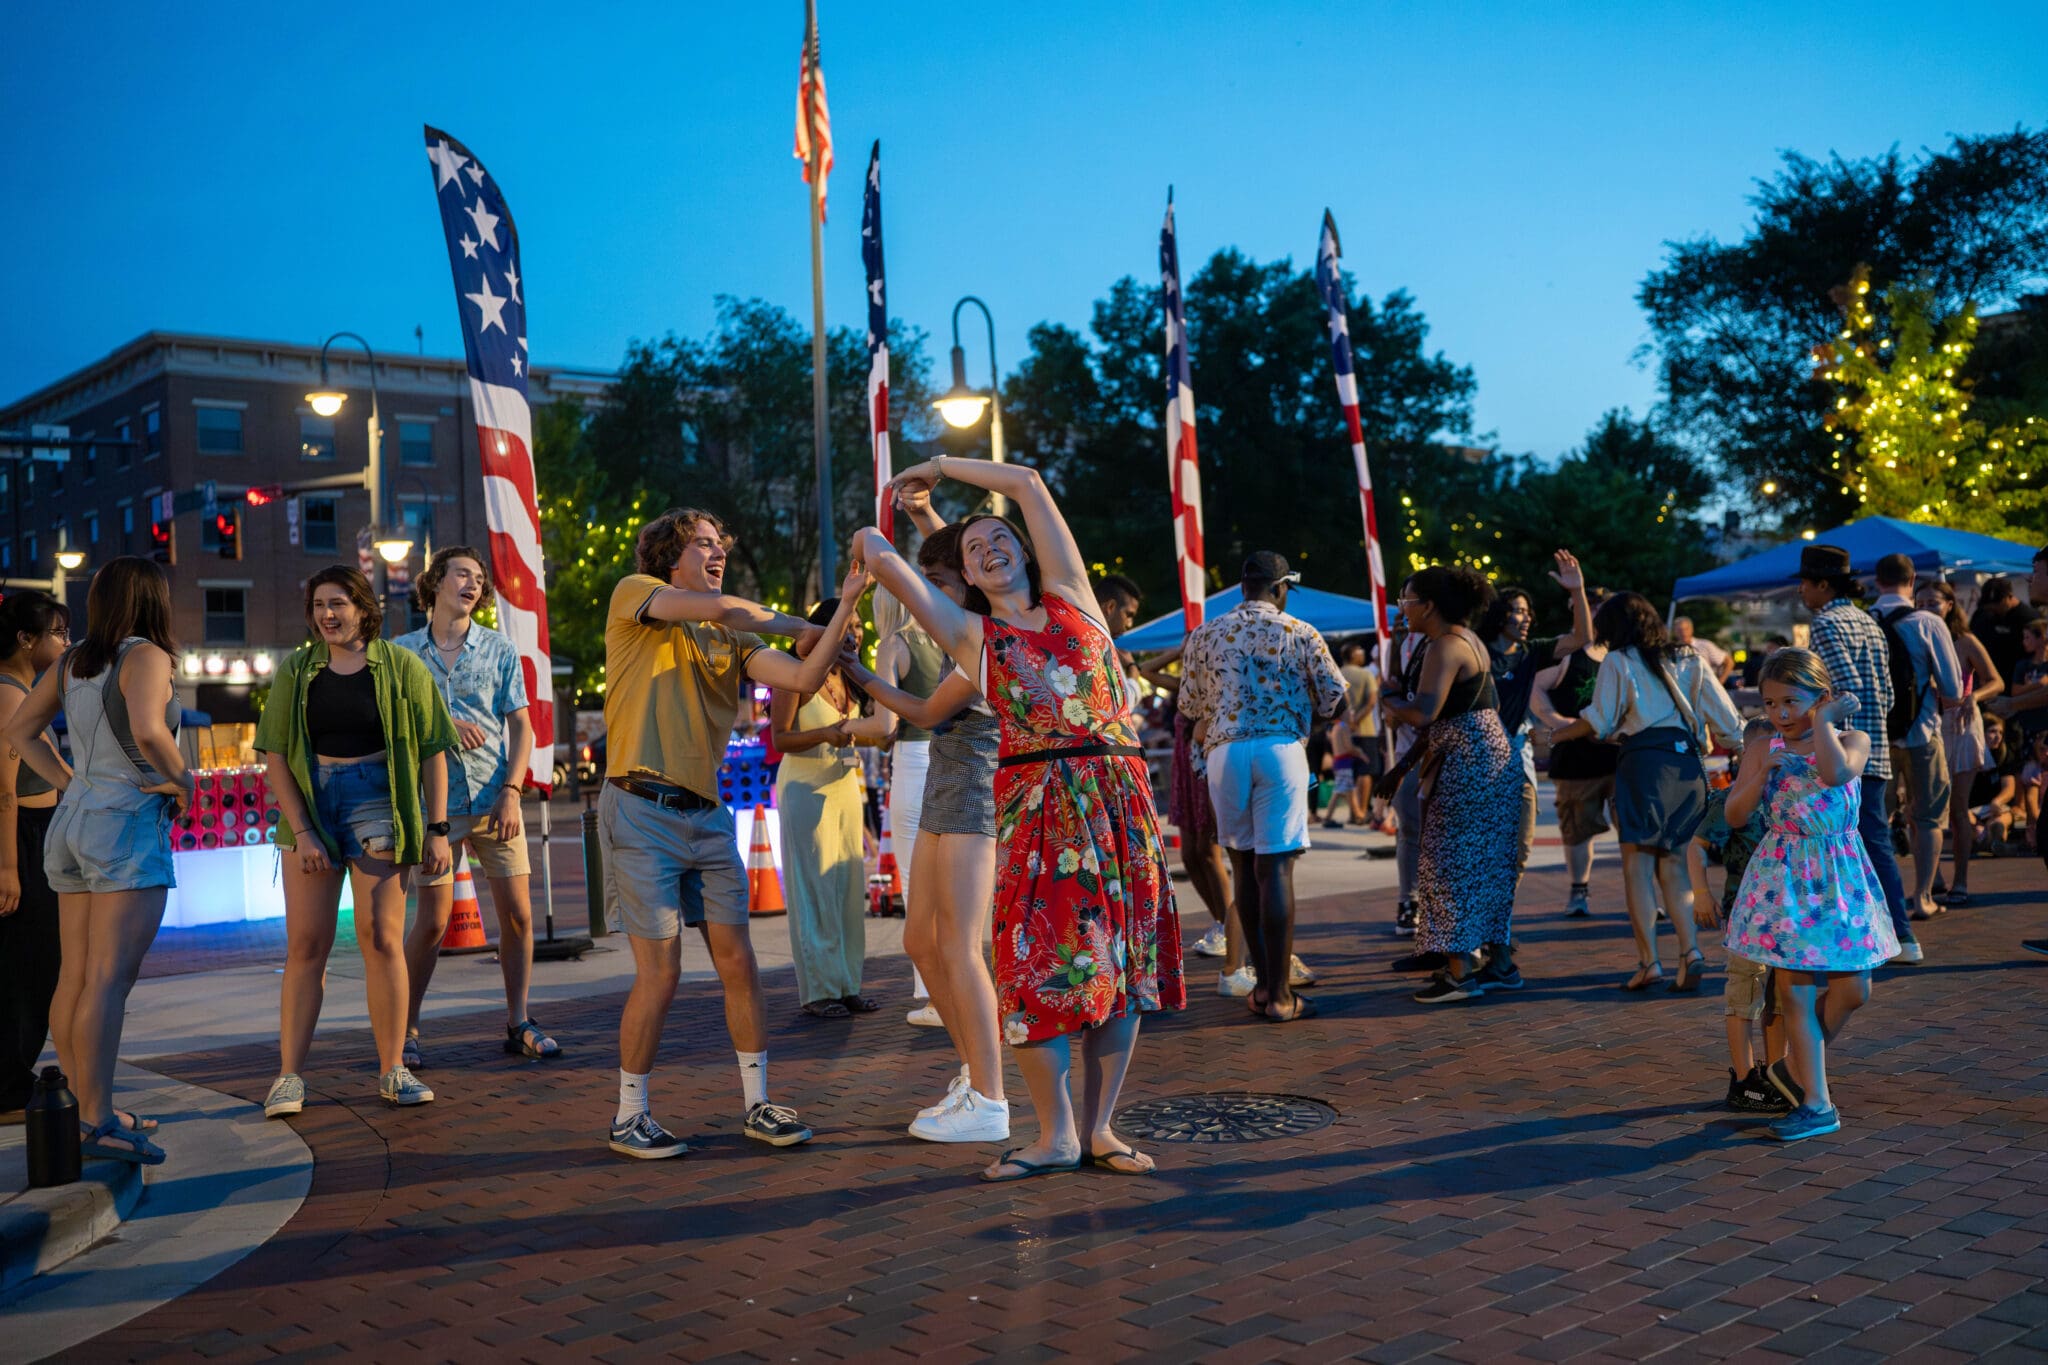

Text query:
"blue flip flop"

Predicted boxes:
[[81, 1116, 165, 1166]]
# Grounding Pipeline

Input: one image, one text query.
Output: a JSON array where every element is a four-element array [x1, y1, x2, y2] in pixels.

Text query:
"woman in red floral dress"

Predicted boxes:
[[852, 457, 1184, 1182]]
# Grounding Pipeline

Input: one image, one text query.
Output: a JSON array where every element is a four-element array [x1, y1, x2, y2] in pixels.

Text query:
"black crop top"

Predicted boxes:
[[1438, 635, 1500, 721], [307, 665, 385, 758]]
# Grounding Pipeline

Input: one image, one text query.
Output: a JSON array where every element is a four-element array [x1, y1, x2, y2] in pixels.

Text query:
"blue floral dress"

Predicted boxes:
[[1725, 738, 1898, 972]]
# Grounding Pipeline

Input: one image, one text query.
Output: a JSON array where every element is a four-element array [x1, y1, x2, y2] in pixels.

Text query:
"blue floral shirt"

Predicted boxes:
[[394, 621, 530, 815]]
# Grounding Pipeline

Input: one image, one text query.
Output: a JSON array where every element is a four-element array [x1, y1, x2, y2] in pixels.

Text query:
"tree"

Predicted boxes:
[[1639, 129, 2048, 527], [532, 394, 640, 701], [1002, 249, 1482, 611], [1822, 266, 2047, 534]]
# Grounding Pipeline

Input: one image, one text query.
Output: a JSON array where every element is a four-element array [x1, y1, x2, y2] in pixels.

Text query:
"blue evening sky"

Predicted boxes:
[[3, 2, 2043, 460]]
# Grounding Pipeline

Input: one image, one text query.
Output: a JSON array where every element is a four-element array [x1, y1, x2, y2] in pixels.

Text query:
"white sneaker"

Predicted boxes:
[[1218, 966, 1257, 997], [907, 1087, 1011, 1143], [1190, 924, 1228, 957], [905, 1003, 945, 1028], [1289, 955, 1317, 987], [918, 1065, 972, 1117], [1891, 939, 1925, 965]]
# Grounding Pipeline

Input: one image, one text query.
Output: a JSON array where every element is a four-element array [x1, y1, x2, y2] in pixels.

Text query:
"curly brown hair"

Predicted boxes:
[[635, 508, 727, 583], [305, 565, 382, 644], [413, 545, 494, 614]]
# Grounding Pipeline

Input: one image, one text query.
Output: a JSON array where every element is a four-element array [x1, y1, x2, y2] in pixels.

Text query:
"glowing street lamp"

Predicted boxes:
[[305, 390, 347, 418], [374, 536, 414, 565], [929, 296, 1007, 515], [54, 548, 85, 571]]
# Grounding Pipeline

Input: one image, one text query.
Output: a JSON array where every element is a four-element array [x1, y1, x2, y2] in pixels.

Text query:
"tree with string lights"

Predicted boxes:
[[1822, 264, 2047, 536]]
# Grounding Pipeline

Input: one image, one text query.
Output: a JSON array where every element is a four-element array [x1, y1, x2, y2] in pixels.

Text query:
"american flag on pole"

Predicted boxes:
[[1314, 210, 1390, 675], [795, 3, 833, 221], [861, 141, 893, 541], [1159, 190, 1206, 632], [422, 125, 555, 788]]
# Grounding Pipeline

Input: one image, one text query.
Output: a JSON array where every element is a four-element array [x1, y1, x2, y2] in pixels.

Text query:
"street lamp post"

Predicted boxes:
[[931, 296, 1007, 517], [306, 332, 410, 635]]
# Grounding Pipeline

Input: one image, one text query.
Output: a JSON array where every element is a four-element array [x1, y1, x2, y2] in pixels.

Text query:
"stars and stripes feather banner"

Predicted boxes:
[[1159, 191, 1206, 632], [422, 124, 554, 788], [795, 5, 833, 221], [1315, 210, 1390, 674], [861, 142, 893, 541]]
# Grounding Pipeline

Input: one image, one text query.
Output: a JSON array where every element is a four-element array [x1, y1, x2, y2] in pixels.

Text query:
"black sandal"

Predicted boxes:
[[1670, 951, 1706, 994], [840, 994, 882, 1014], [1622, 962, 1663, 991], [802, 1000, 852, 1019], [505, 1018, 561, 1058], [1264, 994, 1318, 1023], [1085, 1144, 1157, 1176]]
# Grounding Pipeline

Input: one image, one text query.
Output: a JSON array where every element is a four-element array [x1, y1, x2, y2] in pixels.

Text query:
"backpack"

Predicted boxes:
[[1874, 606, 1926, 742]]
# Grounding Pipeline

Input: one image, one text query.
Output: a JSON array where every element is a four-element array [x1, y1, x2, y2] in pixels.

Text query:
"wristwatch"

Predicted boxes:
[[426, 820, 452, 837]]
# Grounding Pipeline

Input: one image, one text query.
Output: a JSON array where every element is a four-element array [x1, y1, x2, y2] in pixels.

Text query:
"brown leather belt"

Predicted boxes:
[[607, 776, 716, 812]]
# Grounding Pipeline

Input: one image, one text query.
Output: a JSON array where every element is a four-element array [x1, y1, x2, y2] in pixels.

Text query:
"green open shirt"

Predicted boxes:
[[254, 638, 460, 866]]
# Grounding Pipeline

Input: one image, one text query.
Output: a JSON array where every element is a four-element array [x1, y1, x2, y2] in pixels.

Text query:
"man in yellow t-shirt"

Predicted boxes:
[[599, 507, 866, 1160]]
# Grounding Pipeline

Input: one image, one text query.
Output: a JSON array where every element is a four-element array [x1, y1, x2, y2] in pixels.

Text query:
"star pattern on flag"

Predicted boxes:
[[428, 138, 469, 191], [459, 233, 479, 259], [503, 262, 521, 303], [465, 273, 509, 334], [465, 197, 502, 251]]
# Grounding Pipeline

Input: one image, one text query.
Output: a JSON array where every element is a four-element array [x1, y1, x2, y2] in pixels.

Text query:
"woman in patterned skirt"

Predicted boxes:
[[1382, 566, 1524, 1006], [851, 456, 1184, 1182]]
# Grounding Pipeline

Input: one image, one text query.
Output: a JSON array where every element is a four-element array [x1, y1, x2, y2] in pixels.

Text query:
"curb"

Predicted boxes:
[[0, 1156, 146, 1295]]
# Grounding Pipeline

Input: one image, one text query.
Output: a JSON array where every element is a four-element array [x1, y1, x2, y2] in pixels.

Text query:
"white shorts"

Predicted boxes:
[[1205, 736, 1310, 855]]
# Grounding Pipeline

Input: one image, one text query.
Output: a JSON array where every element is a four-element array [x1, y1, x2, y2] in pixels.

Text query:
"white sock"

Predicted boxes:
[[616, 1070, 649, 1124], [737, 1051, 768, 1109], [912, 967, 930, 1000]]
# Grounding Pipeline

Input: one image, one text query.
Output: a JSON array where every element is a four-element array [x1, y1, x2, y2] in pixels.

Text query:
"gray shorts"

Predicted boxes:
[[45, 796, 176, 894], [597, 783, 748, 938]]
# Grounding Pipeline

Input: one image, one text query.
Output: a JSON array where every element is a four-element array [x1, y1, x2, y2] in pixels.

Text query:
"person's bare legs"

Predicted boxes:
[[1253, 852, 1302, 1018], [700, 920, 767, 1053], [485, 873, 536, 1026], [1565, 838, 1595, 885], [1653, 853, 1700, 961], [1075, 1012, 1148, 1169], [349, 855, 412, 1075], [278, 862, 345, 1077], [902, 836, 954, 1039], [924, 834, 1003, 1101], [48, 893, 89, 1090], [1349, 772, 1373, 825], [1948, 768, 1978, 896], [1725, 1016, 1758, 1075], [984, 1034, 1077, 1178], [1818, 971, 1870, 1041], [69, 890, 166, 1132], [402, 879, 454, 1036], [1226, 847, 1267, 1008], [618, 932, 680, 1074], [1618, 844, 1663, 982], [1906, 757, 1943, 915], [1776, 972, 1828, 1109]]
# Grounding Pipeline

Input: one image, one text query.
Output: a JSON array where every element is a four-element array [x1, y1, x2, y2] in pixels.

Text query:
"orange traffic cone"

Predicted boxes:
[[438, 853, 491, 954], [876, 793, 903, 911], [747, 805, 786, 916]]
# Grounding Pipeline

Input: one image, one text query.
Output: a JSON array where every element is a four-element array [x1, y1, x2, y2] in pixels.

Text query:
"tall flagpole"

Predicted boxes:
[[805, 0, 837, 590]]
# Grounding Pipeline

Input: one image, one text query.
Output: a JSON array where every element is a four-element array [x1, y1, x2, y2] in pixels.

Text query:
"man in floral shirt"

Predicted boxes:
[[1181, 551, 1348, 1021]]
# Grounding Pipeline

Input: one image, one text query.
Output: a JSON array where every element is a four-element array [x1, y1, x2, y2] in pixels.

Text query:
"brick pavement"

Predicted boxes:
[[64, 855, 2048, 1362]]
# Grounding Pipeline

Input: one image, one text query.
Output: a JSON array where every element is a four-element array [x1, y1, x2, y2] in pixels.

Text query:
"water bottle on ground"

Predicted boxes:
[[26, 1065, 82, 1188]]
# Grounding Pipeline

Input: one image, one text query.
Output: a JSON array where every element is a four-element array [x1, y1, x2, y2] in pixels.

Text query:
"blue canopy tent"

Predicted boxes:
[[1115, 584, 1396, 651], [1671, 516, 2040, 602]]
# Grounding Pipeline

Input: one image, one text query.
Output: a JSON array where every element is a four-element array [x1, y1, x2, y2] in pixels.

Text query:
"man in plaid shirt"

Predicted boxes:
[[1797, 544, 1919, 964]]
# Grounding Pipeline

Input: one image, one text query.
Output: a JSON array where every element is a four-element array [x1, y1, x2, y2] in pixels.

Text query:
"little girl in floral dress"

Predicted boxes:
[[1724, 647, 1898, 1142]]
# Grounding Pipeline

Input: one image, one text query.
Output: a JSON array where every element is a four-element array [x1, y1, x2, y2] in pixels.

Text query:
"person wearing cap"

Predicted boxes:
[[1180, 552, 1349, 1022], [1870, 552, 1962, 922], [1797, 544, 1919, 964]]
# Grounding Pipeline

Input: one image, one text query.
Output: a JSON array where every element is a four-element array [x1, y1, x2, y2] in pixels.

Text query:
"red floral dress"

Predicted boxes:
[[983, 593, 1184, 1044]]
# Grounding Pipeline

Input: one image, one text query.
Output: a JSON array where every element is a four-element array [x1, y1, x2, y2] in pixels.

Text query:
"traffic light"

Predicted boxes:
[[214, 506, 242, 560], [149, 508, 175, 565], [245, 484, 283, 506]]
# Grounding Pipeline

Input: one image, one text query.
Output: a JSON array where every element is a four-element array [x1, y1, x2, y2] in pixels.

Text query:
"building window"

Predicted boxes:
[[85, 512, 99, 546], [114, 419, 132, 469], [0, 543, 11, 571], [120, 503, 135, 546], [48, 458, 63, 494], [21, 462, 32, 505], [399, 421, 435, 467], [398, 499, 436, 555], [144, 409, 161, 459], [196, 406, 242, 455], [25, 533, 37, 565], [203, 587, 247, 643], [300, 414, 336, 461], [303, 496, 339, 553], [82, 443, 97, 483]]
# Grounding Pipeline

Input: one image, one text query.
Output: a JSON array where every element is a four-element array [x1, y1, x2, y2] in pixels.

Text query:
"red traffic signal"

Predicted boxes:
[[214, 507, 242, 560], [245, 484, 285, 506]]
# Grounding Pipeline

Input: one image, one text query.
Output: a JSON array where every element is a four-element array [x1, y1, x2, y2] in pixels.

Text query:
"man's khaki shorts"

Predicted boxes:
[[415, 811, 531, 887], [1552, 775, 1616, 847], [1723, 952, 1775, 1022], [1891, 738, 1952, 838]]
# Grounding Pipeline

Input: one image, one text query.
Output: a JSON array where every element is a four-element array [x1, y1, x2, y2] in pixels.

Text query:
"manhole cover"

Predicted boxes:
[[1114, 1093, 1338, 1143]]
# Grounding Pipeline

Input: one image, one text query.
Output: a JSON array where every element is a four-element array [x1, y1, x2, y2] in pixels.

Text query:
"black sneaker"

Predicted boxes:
[[2023, 940, 2048, 957], [1390, 950, 1445, 973], [608, 1112, 690, 1160], [1394, 901, 1418, 937], [743, 1101, 814, 1147], [1764, 1059, 1806, 1110], [1413, 971, 1480, 1004], [1726, 1066, 1790, 1113], [1474, 954, 1524, 991]]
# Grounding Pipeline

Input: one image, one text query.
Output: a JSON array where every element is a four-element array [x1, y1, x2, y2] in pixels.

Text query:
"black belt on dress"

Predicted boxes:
[[997, 742, 1146, 769], [607, 776, 715, 811]]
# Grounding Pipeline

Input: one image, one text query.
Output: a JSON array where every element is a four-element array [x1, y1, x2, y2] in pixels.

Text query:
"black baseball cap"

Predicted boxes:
[[1242, 551, 1301, 586]]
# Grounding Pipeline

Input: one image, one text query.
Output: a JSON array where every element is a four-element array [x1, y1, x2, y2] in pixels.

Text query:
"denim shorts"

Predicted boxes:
[[313, 760, 397, 861], [45, 795, 177, 894]]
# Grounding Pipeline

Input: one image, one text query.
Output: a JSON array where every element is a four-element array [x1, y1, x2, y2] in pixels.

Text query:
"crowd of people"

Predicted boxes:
[[4, 466, 2047, 1171]]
